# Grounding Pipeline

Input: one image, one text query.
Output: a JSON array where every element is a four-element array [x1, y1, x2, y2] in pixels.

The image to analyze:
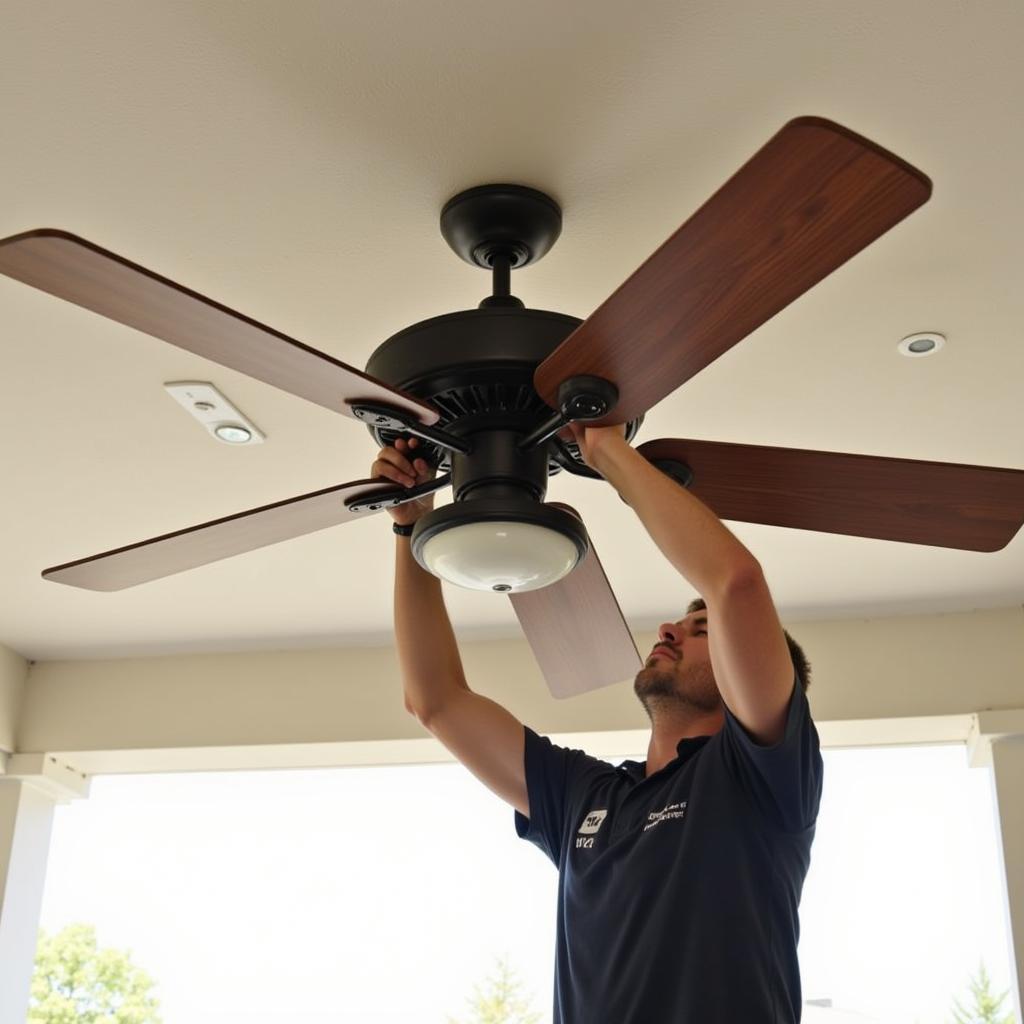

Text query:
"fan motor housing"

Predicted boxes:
[[364, 305, 585, 468], [365, 306, 581, 398]]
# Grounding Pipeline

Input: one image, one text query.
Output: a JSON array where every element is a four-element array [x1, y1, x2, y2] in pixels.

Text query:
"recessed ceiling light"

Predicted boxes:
[[164, 381, 265, 445], [898, 332, 945, 357], [214, 424, 253, 444]]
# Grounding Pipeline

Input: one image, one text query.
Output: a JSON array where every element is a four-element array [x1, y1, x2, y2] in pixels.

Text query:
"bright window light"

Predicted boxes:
[[36, 745, 1015, 1024]]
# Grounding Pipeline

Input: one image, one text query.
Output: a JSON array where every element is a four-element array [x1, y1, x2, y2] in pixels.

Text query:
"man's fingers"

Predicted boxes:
[[376, 449, 415, 475], [371, 465, 409, 487], [398, 439, 435, 476], [372, 451, 416, 486], [372, 436, 437, 489]]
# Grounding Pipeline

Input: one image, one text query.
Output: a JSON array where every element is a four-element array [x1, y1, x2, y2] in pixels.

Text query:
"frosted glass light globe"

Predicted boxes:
[[419, 519, 582, 593]]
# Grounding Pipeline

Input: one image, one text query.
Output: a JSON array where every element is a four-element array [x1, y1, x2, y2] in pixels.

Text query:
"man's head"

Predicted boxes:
[[633, 597, 811, 722]]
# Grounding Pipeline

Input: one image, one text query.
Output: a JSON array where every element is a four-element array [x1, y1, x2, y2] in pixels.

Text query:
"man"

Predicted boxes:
[[373, 424, 823, 1022]]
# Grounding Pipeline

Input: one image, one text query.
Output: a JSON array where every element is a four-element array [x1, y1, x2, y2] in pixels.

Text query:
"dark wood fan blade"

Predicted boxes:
[[510, 504, 641, 698], [0, 229, 438, 424], [535, 117, 932, 423], [43, 478, 408, 591], [637, 438, 1024, 552]]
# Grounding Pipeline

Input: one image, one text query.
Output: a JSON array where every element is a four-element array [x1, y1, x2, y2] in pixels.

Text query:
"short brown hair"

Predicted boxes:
[[685, 597, 811, 694]]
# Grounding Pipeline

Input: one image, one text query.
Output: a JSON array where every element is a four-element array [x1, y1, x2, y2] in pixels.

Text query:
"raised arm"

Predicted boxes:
[[573, 425, 794, 746], [376, 438, 530, 816]]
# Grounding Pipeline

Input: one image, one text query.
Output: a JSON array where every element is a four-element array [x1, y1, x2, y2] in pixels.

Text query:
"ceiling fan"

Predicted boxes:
[[3, 116, 1023, 698]]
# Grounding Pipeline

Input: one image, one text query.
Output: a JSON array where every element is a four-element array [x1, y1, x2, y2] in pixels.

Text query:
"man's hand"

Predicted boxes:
[[371, 436, 437, 527], [568, 421, 628, 473]]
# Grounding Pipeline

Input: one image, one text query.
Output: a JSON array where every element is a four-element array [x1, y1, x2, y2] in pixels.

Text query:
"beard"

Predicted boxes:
[[634, 658, 721, 720]]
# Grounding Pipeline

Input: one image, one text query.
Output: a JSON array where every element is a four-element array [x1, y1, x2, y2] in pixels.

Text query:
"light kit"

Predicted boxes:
[[412, 499, 589, 593]]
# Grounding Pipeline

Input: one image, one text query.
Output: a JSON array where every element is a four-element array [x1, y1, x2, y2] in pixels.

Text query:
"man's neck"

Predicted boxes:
[[645, 707, 725, 777]]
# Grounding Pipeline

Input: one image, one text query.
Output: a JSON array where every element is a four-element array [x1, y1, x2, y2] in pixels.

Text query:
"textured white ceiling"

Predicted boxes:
[[1, 0, 1022, 660]]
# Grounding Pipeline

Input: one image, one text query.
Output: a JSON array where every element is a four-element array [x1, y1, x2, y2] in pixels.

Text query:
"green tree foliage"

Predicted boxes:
[[949, 961, 1016, 1024], [29, 923, 162, 1024], [447, 955, 542, 1024]]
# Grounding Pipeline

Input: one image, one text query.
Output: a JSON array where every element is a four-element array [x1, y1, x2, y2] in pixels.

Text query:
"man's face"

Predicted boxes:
[[633, 609, 721, 716]]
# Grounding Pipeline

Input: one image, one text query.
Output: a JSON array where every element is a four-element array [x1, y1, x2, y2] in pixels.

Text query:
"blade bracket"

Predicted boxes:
[[348, 403, 472, 455], [558, 375, 619, 421], [517, 375, 619, 452], [345, 473, 453, 514]]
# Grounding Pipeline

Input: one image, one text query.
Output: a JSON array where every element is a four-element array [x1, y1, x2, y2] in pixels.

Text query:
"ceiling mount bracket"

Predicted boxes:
[[440, 184, 562, 270]]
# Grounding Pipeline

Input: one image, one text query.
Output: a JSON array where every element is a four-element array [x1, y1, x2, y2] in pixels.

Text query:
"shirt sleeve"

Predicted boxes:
[[513, 726, 609, 868], [718, 675, 824, 833]]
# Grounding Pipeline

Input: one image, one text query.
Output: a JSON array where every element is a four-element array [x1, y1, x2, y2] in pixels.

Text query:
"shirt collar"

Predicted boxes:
[[676, 734, 713, 758], [618, 735, 712, 780]]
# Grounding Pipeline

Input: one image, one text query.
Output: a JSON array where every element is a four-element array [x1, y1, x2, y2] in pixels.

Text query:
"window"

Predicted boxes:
[[37, 744, 1015, 1023]]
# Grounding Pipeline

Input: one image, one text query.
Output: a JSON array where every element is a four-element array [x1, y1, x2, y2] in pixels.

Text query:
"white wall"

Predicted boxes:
[[12, 606, 1024, 773], [0, 644, 28, 756]]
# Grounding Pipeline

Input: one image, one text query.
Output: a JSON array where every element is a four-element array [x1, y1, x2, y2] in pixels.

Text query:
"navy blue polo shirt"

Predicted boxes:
[[514, 678, 823, 1023]]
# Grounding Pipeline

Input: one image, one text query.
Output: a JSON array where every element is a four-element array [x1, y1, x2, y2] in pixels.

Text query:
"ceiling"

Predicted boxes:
[[2, 0, 1022, 662]]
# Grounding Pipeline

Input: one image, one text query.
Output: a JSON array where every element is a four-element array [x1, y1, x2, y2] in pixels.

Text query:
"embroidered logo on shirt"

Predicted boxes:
[[573, 811, 602, 835], [643, 801, 688, 832], [578, 809, 608, 835], [575, 808, 608, 848]]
